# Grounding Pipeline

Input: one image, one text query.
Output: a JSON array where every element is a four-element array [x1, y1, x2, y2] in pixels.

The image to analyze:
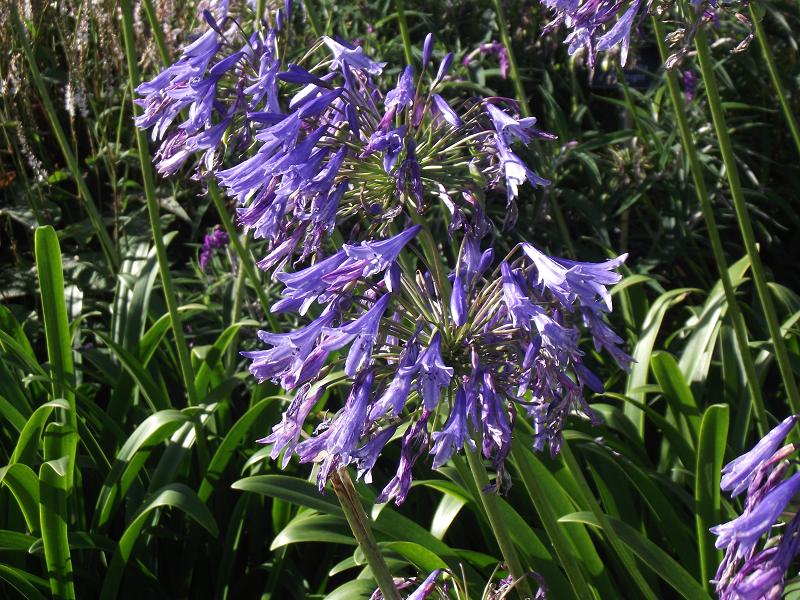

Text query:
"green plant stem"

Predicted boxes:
[[330, 469, 401, 600], [141, 0, 170, 65], [750, 6, 800, 159], [491, 0, 529, 117], [395, 0, 413, 66], [119, 0, 199, 407], [464, 447, 535, 599], [492, 0, 577, 256], [302, 0, 324, 38], [12, 6, 118, 273], [208, 183, 278, 330], [560, 442, 659, 600], [694, 28, 800, 416], [652, 18, 767, 436]]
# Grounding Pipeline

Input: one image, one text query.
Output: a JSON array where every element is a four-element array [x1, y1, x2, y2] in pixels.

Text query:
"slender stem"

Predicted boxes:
[[694, 28, 800, 415], [464, 447, 534, 600], [491, 0, 529, 117], [140, 0, 170, 65], [208, 183, 278, 329], [395, 0, 414, 66], [492, 0, 577, 256], [749, 6, 800, 160], [652, 18, 767, 436], [119, 0, 199, 407], [409, 212, 451, 322], [509, 443, 597, 599], [12, 6, 119, 273], [330, 469, 401, 600], [302, 0, 324, 39], [560, 442, 659, 600]]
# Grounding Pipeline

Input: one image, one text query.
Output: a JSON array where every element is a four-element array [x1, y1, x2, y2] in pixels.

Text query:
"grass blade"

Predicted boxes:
[[559, 511, 712, 600], [695, 404, 729, 591], [100, 483, 218, 600]]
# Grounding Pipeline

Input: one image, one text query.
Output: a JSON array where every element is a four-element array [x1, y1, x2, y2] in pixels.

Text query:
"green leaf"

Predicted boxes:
[[271, 513, 355, 549], [0, 463, 40, 532], [509, 442, 604, 599], [198, 397, 281, 502], [625, 288, 694, 435], [232, 475, 344, 517], [0, 564, 49, 600], [10, 400, 70, 466], [95, 332, 171, 411], [695, 404, 729, 591], [38, 457, 75, 600], [559, 512, 712, 600], [679, 255, 751, 392], [429, 492, 466, 540], [324, 579, 378, 600], [93, 409, 190, 529], [35, 227, 75, 405], [383, 541, 448, 572], [100, 483, 218, 600], [652, 352, 700, 443], [193, 321, 256, 397]]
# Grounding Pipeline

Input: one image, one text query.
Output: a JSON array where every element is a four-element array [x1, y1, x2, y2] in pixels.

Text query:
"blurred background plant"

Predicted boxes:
[[1, 0, 800, 598]]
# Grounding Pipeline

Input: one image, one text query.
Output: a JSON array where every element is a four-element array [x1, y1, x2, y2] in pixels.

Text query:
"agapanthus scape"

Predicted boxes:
[[712, 416, 800, 599], [134, 14, 630, 501]]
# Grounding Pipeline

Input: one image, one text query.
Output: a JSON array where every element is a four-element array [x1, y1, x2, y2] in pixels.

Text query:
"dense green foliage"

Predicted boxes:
[[1, 0, 800, 598]]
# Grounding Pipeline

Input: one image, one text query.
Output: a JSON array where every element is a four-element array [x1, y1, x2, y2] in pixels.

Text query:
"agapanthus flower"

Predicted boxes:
[[199, 226, 230, 270], [135, 18, 629, 503], [248, 218, 629, 499], [135, 23, 557, 271], [712, 416, 800, 599]]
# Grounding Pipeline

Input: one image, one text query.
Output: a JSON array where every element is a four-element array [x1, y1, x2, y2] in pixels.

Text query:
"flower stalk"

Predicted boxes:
[[119, 0, 199, 407], [464, 446, 535, 599], [330, 468, 402, 600], [694, 27, 800, 416], [749, 5, 800, 160], [652, 18, 767, 437]]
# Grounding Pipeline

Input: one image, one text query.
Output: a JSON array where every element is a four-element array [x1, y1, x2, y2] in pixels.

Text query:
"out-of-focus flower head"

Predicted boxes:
[[199, 225, 230, 270], [712, 416, 800, 600]]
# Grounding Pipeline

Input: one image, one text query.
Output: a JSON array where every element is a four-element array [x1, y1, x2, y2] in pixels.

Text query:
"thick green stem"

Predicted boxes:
[[395, 0, 414, 66], [464, 447, 534, 599], [13, 7, 118, 273], [119, 0, 199, 407], [208, 183, 278, 329], [750, 6, 800, 160], [330, 469, 401, 600], [491, 0, 529, 117], [694, 28, 800, 415], [652, 18, 767, 436]]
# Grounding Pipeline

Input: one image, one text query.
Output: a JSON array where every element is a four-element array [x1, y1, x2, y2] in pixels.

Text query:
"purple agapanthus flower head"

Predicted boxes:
[[713, 421, 800, 599], [199, 226, 229, 270], [721, 416, 798, 496]]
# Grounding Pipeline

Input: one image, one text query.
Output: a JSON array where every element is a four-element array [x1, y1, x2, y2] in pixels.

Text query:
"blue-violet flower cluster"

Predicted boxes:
[[712, 415, 800, 599], [134, 16, 630, 501]]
